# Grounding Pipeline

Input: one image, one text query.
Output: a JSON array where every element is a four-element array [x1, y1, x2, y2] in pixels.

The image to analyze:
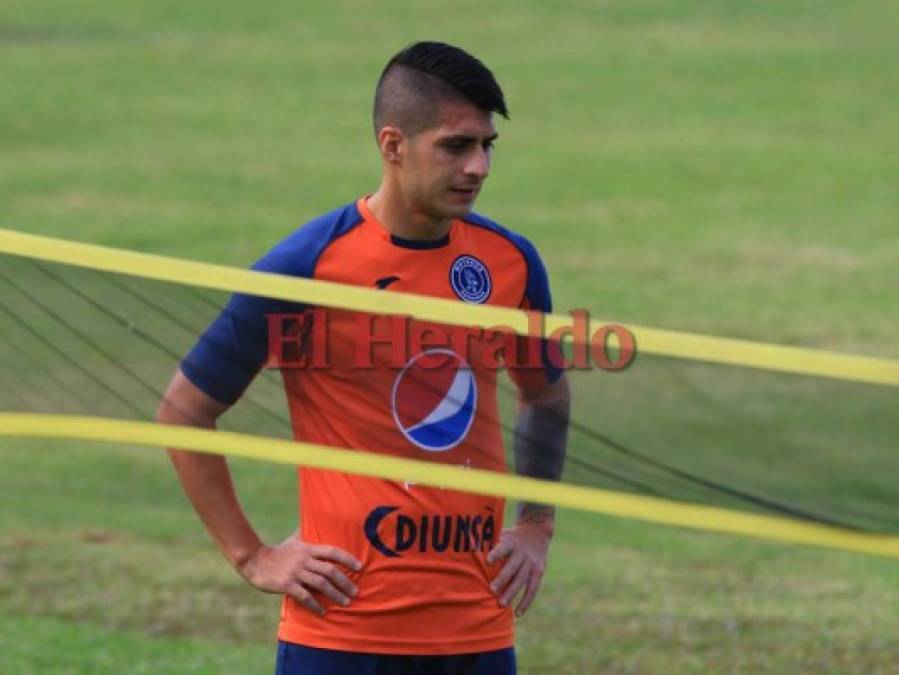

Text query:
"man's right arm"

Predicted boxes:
[[157, 368, 361, 615]]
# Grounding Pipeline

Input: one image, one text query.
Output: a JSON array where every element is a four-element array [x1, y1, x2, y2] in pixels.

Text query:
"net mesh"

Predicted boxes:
[[1, 253, 896, 534]]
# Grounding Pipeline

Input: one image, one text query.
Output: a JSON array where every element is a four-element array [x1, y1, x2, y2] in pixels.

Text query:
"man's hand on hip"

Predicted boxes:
[[238, 535, 363, 616], [486, 507, 554, 618]]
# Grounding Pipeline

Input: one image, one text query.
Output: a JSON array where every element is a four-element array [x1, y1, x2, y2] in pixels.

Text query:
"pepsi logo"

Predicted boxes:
[[391, 349, 477, 452]]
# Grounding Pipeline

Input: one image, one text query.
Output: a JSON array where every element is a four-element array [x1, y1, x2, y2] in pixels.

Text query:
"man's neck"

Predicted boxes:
[[367, 187, 452, 241]]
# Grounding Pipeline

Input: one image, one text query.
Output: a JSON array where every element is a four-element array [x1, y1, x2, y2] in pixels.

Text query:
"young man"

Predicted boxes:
[[158, 42, 570, 675]]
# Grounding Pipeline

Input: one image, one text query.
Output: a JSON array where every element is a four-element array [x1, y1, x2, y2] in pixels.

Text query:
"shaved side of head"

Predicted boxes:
[[373, 42, 508, 139]]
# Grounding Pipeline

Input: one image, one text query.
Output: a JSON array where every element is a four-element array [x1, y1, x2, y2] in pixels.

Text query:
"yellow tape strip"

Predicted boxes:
[[1, 413, 898, 559], [0, 228, 897, 387]]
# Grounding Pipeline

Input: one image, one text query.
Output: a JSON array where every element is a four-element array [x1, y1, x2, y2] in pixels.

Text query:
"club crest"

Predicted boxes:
[[449, 255, 491, 304]]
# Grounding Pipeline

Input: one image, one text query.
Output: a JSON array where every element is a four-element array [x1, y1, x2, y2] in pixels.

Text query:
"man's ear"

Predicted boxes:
[[377, 126, 404, 164]]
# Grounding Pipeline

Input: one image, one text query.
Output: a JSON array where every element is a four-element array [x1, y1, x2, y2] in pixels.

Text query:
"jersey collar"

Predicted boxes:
[[357, 196, 454, 250]]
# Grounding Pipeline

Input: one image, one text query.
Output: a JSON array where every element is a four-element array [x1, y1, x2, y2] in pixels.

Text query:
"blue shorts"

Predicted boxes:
[[274, 641, 517, 675]]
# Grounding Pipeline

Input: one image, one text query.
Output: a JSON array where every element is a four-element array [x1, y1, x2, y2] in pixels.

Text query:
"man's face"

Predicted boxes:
[[399, 99, 498, 221]]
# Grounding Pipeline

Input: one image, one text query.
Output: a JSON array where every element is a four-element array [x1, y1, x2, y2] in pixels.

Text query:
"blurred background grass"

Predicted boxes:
[[1, 1, 897, 673]]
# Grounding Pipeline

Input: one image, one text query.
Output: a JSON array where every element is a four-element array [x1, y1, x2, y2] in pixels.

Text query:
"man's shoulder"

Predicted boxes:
[[252, 201, 365, 277], [459, 210, 546, 268]]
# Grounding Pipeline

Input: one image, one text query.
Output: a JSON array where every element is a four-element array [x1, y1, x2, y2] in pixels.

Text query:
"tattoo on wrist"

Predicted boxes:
[[516, 502, 555, 525]]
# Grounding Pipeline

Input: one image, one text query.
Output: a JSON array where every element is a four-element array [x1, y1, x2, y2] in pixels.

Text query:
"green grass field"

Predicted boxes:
[[2, 1, 898, 673]]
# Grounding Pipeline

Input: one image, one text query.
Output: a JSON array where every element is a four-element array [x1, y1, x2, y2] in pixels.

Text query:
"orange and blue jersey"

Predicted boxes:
[[181, 196, 559, 655]]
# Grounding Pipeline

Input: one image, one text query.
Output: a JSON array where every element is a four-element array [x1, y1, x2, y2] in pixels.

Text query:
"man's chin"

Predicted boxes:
[[447, 205, 473, 218], [443, 196, 478, 218]]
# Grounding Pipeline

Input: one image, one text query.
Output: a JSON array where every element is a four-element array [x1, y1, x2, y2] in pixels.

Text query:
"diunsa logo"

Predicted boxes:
[[391, 349, 477, 452], [449, 255, 491, 303], [363, 505, 496, 557]]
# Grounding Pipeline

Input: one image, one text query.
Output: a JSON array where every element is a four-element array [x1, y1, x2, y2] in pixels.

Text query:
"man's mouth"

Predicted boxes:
[[450, 186, 479, 198]]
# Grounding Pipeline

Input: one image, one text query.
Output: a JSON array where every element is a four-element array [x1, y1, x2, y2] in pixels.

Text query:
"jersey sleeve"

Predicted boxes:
[[506, 236, 563, 390], [179, 248, 308, 406], [180, 204, 364, 405]]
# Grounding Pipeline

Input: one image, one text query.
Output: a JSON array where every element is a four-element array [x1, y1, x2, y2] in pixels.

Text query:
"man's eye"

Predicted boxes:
[[483, 141, 495, 151]]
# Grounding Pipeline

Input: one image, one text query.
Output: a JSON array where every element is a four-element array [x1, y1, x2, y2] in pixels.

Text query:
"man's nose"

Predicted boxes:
[[463, 147, 490, 179]]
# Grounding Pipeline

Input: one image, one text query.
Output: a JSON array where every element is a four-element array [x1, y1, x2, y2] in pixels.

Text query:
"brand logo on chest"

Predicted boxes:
[[391, 349, 477, 452]]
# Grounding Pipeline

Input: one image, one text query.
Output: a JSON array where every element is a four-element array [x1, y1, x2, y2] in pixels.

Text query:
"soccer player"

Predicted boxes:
[[157, 41, 570, 675]]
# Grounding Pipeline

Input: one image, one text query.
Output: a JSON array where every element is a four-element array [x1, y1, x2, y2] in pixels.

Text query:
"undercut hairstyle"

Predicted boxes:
[[373, 41, 508, 138]]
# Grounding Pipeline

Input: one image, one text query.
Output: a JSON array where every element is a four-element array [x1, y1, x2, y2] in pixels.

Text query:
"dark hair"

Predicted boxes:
[[373, 41, 508, 137]]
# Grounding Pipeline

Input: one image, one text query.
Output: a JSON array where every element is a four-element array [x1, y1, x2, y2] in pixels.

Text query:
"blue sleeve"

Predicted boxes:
[[180, 204, 363, 405], [179, 251, 309, 405], [515, 235, 563, 384]]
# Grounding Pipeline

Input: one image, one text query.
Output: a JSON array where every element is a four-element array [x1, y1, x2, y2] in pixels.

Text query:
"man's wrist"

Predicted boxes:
[[515, 503, 555, 537], [230, 537, 265, 577]]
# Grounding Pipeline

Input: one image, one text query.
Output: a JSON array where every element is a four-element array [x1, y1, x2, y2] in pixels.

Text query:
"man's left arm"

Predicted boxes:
[[487, 372, 570, 616]]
